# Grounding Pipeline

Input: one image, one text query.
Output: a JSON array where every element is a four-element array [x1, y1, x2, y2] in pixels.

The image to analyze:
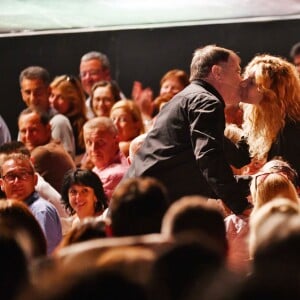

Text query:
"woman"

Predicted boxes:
[[90, 80, 121, 118], [61, 169, 108, 229], [241, 54, 300, 176], [110, 99, 145, 157], [49, 75, 87, 159]]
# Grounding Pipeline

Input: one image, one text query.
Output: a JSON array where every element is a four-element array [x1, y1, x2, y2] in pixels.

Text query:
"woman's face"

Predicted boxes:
[[160, 78, 184, 97], [110, 107, 140, 141], [240, 67, 264, 105], [68, 184, 97, 219], [92, 86, 115, 117], [49, 87, 71, 114]]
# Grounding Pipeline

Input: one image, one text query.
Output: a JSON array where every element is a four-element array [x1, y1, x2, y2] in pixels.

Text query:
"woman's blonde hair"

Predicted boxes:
[[250, 171, 300, 215], [242, 54, 300, 160]]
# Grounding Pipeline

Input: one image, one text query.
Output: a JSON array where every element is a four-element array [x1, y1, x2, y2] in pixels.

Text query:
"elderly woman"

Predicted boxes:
[[61, 169, 108, 230]]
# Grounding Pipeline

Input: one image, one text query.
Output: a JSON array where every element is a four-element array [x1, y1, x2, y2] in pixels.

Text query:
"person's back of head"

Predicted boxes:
[[250, 171, 300, 214], [0, 199, 47, 260], [148, 239, 225, 300], [249, 197, 300, 259], [161, 195, 227, 256], [0, 229, 29, 300], [110, 176, 170, 236]]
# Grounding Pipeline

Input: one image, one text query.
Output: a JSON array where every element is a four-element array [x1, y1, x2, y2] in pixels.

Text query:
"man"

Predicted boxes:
[[83, 117, 129, 201], [0, 153, 62, 254], [289, 42, 300, 76], [19, 66, 75, 158], [126, 45, 252, 215], [18, 107, 76, 193]]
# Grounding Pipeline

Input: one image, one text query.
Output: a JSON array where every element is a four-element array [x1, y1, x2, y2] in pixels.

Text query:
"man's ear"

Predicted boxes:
[[0, 179, 4, 191], [211, 65, 222, 81]]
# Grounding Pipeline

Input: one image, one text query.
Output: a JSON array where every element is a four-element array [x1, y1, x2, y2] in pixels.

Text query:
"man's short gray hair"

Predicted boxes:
[[80, 51, 110, 71]]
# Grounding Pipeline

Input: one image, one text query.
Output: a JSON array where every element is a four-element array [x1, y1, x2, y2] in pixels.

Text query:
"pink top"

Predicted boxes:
[[225, 214, 250, 274], [93, 151, 129, 202]]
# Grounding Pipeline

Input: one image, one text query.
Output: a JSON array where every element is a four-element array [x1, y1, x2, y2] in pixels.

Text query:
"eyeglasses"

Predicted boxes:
[[2, 171, 34, 183], [79, 70, 102, 79], [268, 165, 298, 186], [254, 171, 289, 190]]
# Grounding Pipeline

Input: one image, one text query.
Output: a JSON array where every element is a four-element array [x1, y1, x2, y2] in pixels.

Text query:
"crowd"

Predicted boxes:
[[0, 42, 300, 299]]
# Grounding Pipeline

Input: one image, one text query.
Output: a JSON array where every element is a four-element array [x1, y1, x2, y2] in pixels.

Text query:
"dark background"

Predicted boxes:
[[1, 18, 299, 139]]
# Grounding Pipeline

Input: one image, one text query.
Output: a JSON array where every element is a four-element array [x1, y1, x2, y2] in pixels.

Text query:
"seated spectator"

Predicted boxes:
[[225, 158, 300, 274], [290, 41, 300, 75], [18, 107, 76, 193], [110, 176, 169, 236], [82, 117, 129, 201], [0, 115, 11, 145], [0, 153, 62, 254], [0, 199, 47, 260], [61, 169, 108, 229], [19, 66, 75, 158], [132, 69, 189, 131], [90, 80, 121, 118], [161, 195, 228, 257], [55, 218, 108, 251], [0, 229, 29, 300], [49, 75, 87, 161], [110, 99, 145, 157], [0, 141, 68, 218]]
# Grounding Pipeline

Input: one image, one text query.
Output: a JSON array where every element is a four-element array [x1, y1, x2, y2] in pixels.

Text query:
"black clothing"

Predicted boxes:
[[126, 80, 250, 214]]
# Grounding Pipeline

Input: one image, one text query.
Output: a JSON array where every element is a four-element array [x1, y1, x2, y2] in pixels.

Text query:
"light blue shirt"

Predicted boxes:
[[26, 191, 62, 254]]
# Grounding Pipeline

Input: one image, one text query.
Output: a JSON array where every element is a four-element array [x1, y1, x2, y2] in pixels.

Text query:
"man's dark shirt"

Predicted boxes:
[[126, 80, 250, 214]]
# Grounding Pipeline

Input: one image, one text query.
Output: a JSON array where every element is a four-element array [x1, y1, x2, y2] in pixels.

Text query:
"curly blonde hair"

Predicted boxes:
[[242, 54, 300, 160]]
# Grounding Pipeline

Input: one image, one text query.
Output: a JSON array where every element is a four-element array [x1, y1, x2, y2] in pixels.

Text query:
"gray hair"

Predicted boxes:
[[190, 45, 235, 81], [80, 51, 110, 71], [83, 116, 118, 136], [19, 66, 50, 86]]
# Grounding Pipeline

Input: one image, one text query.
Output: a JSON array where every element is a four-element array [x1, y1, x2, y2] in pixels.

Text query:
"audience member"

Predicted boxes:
[[83, 117, 129, 201], [0, 141, 68, 218], [161, 195, 228, 257], [0, 230, 29, 300], [61, 168, 108, 229], [110, 99, 145, 157], [18, 107, 76, 193], [132, 69, 189, 130], [0, 153, 62, 254], [0, 115, 11, 145], [19, 66, 75, 158], [49, 75, 87, 160], [226, 158, 300, 273], [55, 218, 108, 251], [0, 199, 47, 260], [89, 80, 121, 119], [110, 176, 169, 236], [241, 54, 300, 177], [289, 41, 300, 75], [126, 45, 252, 215]]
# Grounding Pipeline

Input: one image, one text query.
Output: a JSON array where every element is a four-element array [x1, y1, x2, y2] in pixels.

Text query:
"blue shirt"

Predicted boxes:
[[25, 191, 62, 254]]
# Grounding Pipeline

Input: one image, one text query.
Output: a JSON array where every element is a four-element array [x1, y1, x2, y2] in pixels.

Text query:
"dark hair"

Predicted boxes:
[[91, 80, 121, 102], [190, 45, 234, 81], [61, 169, 108, 215], [110, 177, 169, 236], [290, 42, 300, 59], [18, 107, 51, 126], [0, 141, 30, 157]]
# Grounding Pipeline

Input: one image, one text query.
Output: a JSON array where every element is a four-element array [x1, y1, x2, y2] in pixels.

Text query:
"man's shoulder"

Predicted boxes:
[[50, 113, 72, 128]]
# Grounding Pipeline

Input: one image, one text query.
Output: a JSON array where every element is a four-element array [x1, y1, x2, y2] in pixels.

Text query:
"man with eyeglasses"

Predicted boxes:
[[0, 153, 62, 254]]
